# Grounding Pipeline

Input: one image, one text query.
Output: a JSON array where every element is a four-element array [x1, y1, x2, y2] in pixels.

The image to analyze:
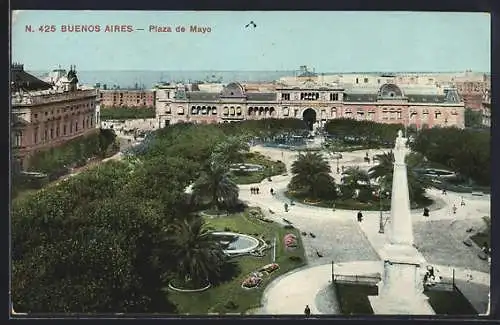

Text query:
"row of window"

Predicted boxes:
[[31, 116, 94, 145], [280, 92, 340, 101], [33, 102, 94, 119]]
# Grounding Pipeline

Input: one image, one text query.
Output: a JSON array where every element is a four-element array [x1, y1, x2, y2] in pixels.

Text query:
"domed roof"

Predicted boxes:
[[220, 82, 245, 97]]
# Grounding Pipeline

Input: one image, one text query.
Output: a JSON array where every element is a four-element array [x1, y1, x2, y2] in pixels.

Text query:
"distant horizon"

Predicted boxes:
[[27, 69, 490, 74], [12, 11, 490, 72]]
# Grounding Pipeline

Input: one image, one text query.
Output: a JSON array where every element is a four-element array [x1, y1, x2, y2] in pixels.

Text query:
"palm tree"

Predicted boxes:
[[192, 161, 239, 211], [211, 136, 250, 167], [289, 152, 336, 199], [167, 217, 227, 286], [342, 166, 371, 188], [368, 151, 427, 204]]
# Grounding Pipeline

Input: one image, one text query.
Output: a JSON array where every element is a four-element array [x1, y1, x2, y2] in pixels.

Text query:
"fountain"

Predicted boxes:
[[212, 232, 261, 256], [368, 130, 435, 315]]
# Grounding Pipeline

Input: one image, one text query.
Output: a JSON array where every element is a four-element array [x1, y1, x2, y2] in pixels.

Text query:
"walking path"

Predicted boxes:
[[240, 145, 490, 315]]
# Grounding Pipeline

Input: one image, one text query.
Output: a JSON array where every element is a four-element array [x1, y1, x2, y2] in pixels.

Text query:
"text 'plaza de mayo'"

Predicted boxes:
[[154, 69, 490, 130]]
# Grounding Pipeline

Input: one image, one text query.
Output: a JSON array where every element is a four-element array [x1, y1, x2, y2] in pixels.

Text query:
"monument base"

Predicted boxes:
[[369, 244, 435, 315]]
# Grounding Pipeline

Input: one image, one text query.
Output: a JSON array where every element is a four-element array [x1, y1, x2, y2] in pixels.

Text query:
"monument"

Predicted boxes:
[[369, 130, 435, 315]]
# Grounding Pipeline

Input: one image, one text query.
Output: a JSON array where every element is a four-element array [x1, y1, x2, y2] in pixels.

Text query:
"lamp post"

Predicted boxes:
[[378, 187, 386, 234]]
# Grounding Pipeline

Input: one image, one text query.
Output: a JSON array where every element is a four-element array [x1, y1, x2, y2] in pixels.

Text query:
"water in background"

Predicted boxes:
[[28, 70, 297, 89]]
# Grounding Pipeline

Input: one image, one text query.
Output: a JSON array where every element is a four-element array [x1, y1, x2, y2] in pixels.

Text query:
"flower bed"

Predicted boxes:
[[283, 233, 298, 249], [303, 198, 321, 205], [260, 263, 280, 274], [241, 273, 264, 289]]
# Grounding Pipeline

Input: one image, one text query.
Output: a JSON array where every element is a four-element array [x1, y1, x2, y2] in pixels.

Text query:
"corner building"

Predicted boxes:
[[155, 80, 464, 129], [11, 64, 99, 169]]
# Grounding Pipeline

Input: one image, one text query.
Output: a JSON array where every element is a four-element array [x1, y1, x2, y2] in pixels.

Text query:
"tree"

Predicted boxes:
[[368, 151, 427, 204], [167, 217, 227, 286], [192, 161, 239, 210], [288, 152, 336, 200], [464, 108, 483, 128], [342, 166, 371, 188], [211, 136, 250, 167], [12, 196, 177, 313]]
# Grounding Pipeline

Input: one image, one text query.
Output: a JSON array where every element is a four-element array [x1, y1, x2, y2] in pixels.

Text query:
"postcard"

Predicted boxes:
[[10, 10, 491, 317]]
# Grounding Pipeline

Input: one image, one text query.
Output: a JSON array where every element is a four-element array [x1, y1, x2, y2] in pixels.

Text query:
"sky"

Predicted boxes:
[[11, 11, 491, 72]]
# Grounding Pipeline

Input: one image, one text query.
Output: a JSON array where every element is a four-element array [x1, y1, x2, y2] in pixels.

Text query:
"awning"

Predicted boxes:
[[177, 107, 184, 114]]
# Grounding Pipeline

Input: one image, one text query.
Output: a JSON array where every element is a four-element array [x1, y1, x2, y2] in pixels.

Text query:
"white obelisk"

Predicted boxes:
[[369, 130, 435, 315]]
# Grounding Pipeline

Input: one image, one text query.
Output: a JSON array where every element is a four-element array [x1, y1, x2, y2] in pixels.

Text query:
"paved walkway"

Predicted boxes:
[[240, 145, 490, 315]]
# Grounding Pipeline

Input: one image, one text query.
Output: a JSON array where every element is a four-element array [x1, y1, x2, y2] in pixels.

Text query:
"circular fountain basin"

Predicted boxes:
[[229, 163, 264, 172], [212, 232, 260, 255]]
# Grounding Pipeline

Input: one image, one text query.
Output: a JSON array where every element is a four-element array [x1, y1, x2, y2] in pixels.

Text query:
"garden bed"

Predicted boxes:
[[285, 191, 432, 211], [167, 210, 306, 315], [230, 152, 286, 185]]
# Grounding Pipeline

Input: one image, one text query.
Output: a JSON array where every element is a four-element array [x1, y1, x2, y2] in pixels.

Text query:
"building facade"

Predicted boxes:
[[99, 89, 156, 108], [11, 64, 99, 169], [155, 80, 465, 129]]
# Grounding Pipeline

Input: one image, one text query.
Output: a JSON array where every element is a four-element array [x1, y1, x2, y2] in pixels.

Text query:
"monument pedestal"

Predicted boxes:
[[369, 244, 435, 315]]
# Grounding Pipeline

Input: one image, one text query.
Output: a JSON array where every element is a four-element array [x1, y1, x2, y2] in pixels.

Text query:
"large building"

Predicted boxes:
[[154, 80, 465, 129], [11, 64, 99, 169], [98, 89, 156, 108], [280, 69, 490, 111]]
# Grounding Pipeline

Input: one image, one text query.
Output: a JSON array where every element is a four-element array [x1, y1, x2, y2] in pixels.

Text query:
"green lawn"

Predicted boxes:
[[167, 210, 306, 314], [425, 288, 478, 315], [335, 283, 378, 315], [230, 152, 286, 185]]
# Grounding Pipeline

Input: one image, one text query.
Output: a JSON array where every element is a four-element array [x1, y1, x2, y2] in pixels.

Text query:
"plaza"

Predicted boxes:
[[237, 144, 490, 315]]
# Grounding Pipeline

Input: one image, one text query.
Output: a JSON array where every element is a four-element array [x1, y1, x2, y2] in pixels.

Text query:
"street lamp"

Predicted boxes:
[[378, 188, 389, 234]]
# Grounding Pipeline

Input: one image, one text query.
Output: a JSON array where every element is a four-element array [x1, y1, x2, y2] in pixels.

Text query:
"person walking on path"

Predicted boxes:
[[270, 188, 274, 196], [256, 187, 260, 195], [357, 211, 363, 222], [452, 204, 457, 215], [304, 305, 311, 317]]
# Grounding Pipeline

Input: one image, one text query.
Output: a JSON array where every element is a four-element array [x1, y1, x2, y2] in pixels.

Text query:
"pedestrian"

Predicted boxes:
[[423, 207, 429, 217], [336, 167, 340, 174], [284, 202, 289, 212], [452, 204, 457, 214], [270, 188, 274, 196], [442, 189, 447, 195], [250, 187, 255, 194], [304, 305, 311, 317], [357, 211, 363, 222], [460, 197, 465, 206], [332, 203, 336, 212], [256, 187, 260, 194]]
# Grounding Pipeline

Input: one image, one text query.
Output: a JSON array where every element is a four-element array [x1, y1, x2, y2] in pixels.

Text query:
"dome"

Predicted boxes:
[[220, 82, 245, 97]]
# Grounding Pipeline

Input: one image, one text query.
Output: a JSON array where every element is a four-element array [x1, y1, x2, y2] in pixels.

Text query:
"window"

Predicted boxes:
[[64, 124, 67, 135], [330, 93, 339, 101], [14, 131, 22, 147], [50, 128, 54, 139], [75, 122, 78, 132], [34, 113, 38, 118], [397, 111, 402, 119], [356, 78, 359, 84], [434, 111, 441, 119], [34, 128, 39, 143], [70, 123, 73, 133], [56, 126, 60, 137], [44, 129, 48, 141], [90, 117, 94, 127], [282, 93, 290, 100], [364, 78, 368, 83]]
